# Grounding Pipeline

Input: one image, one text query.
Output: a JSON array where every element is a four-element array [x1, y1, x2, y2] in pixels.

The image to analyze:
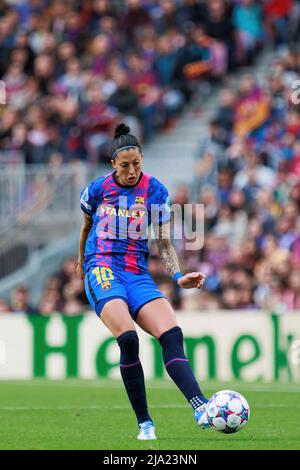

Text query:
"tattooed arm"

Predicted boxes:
[[156, 223, 180, 276], [156, 223, 206, 289]]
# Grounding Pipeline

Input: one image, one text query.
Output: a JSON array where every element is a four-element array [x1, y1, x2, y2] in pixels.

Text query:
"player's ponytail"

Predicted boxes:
[[111, 123, 143, 160]]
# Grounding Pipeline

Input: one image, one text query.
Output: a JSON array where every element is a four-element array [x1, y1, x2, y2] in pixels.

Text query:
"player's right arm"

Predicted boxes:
[[76, 181, 101, 279], [76, 211, 93, 279]]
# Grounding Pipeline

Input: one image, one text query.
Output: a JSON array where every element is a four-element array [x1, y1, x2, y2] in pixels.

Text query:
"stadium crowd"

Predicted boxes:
[[172, 45, 300, 313], [1, 0, 300, 314], [1, 0, 298, 164], [3, 42, 300, 315]]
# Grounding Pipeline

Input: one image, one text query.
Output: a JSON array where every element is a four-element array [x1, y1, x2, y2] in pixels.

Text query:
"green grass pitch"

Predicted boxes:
[[0, 380, 299, 450]]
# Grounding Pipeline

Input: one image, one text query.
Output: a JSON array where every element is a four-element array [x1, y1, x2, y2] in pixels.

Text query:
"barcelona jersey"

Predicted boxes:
[[80, 171, 170, 275]]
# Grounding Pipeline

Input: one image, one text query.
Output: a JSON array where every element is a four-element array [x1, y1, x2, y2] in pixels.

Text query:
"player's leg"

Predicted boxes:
[[100, 299, 156, 439], [136, 298, 210, 428], [84, 269, 155, 438]]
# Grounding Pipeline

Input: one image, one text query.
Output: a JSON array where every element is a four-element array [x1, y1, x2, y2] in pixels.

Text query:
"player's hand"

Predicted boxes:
[[177, 272, 206, 289], [76, 262, 84, 280]]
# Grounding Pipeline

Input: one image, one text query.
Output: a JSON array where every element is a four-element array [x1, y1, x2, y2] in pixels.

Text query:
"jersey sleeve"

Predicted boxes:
[[80, 179, 102, 216], [150, 178, 171, 226]]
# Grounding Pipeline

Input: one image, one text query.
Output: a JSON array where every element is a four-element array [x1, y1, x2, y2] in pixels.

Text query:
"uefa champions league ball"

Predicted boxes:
[[206, 390, 250, 433]]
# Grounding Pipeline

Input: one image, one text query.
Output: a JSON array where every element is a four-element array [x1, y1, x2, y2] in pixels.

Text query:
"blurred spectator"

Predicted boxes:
[[181, 288, 221, 310], [89, 0, 117, 34], [34, 256, 89, 315], [153, 33, 184, 123], [215, 88, 235, 136], [55, 256, 77, 286], [263, 0, 293, 45], [178, 0, 205, 26], [126, 50, 163, 140], [155, 0, 182, 34], [122, 0, 152, 44], [221, 287, 242, 309], [203, 0, 235, 70], [234, 150, 276, 193], [10, 285, 37, 314], [63, 299, 84, 315], [38, 296, 59, 315], [0, 299, 10, 313], [172, 25, 210, 101], [108, 68, 142, 140], [195, 119, 228, 192], [233, 0, 263, 64], [157, 276, 178, 309], [78, 84, 117, 164]]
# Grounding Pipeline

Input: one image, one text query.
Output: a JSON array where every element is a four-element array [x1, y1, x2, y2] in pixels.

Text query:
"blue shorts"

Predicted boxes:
[[84, 266, 165, 320]]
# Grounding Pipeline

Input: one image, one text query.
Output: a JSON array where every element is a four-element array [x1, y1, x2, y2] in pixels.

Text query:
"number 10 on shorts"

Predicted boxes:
[[92, 267, 114, 284]]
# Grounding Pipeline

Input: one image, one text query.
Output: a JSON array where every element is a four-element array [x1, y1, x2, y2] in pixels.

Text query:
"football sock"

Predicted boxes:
[[189, 395, 207, 410], [159, 326, 208, 406], [117, 330, 152, 425]]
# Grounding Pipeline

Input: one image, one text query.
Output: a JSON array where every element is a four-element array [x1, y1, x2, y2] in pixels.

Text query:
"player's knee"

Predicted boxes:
[[159, 326, 183, 346], [158, 326, 185, 362], [117, 330, 139, 362]]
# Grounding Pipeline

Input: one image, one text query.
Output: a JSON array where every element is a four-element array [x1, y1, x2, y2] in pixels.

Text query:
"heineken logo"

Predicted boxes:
[[0, 314, 299, 382]]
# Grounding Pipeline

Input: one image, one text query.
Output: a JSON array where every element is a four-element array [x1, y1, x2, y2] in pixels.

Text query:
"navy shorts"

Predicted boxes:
[[84, 266, 165, 320]]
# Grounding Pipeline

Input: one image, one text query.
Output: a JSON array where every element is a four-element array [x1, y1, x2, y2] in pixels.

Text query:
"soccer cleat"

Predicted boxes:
[[194, 403, 211, 429], [137, 421, 157, 440]]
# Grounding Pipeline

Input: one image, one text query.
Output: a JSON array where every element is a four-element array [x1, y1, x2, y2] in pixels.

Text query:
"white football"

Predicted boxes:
[[206, 390, 250, 433]]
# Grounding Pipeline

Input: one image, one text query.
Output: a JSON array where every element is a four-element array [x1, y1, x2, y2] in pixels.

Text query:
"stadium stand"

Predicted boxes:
[[1, 0, 300, 314]]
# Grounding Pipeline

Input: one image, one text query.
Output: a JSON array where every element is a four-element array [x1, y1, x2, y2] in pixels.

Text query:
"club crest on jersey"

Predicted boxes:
[[135, 196, 145, 204], [101, 281, 111, 290]]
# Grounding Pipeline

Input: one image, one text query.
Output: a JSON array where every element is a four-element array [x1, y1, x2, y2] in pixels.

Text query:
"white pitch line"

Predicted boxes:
[[0, 404, 299, 411], [0, 404, 186, 411], [1, 381, 300, 393]]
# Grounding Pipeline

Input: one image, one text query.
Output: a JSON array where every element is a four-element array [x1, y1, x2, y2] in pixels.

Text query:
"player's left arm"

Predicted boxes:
[[156, 222, 206, 289]]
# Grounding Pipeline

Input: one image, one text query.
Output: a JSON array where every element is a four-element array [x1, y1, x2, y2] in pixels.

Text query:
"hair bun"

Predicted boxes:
[[114, 123, 130, 139]]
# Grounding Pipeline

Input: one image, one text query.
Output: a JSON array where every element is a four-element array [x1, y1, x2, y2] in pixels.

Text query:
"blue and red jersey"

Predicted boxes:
[[80, 171, 170, 274]]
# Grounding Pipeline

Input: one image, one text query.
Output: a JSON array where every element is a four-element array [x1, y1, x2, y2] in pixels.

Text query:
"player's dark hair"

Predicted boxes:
[[111, 123, 142, 160]]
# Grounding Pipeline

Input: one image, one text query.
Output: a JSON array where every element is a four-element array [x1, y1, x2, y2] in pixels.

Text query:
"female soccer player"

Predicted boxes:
[[76, 123, 209, 440]]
